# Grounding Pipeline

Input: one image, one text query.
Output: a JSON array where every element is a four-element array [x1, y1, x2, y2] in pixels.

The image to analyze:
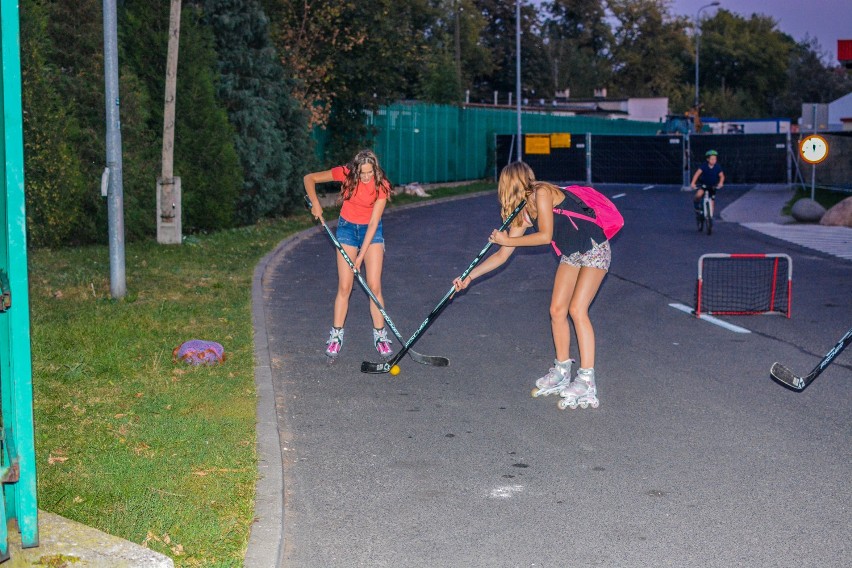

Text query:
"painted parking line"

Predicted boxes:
[[668, 303, 752, 334], [643, 185, 654, 190], [612, 193, 626, 199]]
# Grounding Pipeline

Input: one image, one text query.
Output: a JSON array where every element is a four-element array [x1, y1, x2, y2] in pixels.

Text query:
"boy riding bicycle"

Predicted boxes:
[[690, 149, 725, 219]]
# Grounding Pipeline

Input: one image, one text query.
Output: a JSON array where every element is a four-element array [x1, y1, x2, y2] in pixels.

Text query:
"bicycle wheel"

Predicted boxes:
[[705, 199, 713, 235]]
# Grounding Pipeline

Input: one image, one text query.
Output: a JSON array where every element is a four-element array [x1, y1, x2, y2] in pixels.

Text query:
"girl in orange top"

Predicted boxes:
[[304, 150, 394, 361]]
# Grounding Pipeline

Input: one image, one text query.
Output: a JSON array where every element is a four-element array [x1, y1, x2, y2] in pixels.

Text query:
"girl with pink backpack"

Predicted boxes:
[[452, 161, 622, 410]]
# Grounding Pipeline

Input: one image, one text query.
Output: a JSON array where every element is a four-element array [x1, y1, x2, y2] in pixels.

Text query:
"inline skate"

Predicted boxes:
[[558, 368, 599, 409], [373, 327, 394, 359], [325, 327, 344, 363], [531, 359, 574, 398]]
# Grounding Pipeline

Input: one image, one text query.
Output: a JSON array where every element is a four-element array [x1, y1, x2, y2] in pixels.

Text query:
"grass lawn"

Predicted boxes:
[[784, 185, 850, 214], [29, 180, 493, 566]]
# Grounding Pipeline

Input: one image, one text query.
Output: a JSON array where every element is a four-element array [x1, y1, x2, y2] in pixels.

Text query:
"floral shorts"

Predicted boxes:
[[560, 239, 611, 271]]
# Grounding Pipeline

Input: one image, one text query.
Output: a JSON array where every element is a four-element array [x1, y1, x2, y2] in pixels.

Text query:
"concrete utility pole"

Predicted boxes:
[[515, 0, 522, 162], [102, 0, 126, 298], [454, 0, 462, 102], [157, 0, 183, 244]]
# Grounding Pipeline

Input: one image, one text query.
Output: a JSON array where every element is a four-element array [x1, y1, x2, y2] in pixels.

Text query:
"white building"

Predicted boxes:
[[799, 92, 852, 131], [827, 92, 852, 131]]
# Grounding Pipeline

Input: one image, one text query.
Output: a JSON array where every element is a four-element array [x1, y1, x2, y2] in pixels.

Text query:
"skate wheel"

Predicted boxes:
[[531, 388, 541, 398], [590, 400, 600, 409], [557, 399, 569, 410], [579, 401, 588, 409]]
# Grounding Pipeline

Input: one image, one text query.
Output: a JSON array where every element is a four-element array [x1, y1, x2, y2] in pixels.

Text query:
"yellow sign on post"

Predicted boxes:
[[551, 133, 571, 148], [525, 135, 551, 155]]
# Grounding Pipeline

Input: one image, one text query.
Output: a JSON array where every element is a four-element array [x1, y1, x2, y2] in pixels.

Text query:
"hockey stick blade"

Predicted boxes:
[[361, 199, 528, 374], [304, 195, 449, 367], [769, 362, 805, 390], [770, 327, 852, 391]]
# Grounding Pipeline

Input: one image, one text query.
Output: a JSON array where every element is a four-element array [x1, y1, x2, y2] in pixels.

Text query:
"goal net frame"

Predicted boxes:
[[696, 253, 792, 318]]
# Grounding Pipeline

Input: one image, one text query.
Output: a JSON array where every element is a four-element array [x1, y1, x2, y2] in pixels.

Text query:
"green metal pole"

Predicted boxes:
[[1, 0, 39, 548]]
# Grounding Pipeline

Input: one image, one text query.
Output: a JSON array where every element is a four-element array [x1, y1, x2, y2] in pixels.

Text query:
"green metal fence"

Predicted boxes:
[[313, 102, 662, 185], [0, 1, 39, 559]]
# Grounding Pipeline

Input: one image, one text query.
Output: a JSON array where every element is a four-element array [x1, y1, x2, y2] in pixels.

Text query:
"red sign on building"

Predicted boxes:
[[839, 39, 852, 68]]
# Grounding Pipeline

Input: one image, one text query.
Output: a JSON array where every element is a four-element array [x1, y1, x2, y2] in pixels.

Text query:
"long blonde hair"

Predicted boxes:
[[497, 161, 536, 227]]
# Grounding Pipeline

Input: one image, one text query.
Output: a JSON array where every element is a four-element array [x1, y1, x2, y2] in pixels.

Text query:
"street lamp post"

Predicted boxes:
[[515, 0, 522, 161], [694, 1, 720, 109]]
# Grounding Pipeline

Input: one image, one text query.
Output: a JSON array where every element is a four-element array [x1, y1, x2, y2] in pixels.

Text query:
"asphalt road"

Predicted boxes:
[[262, 186, 851, 567]]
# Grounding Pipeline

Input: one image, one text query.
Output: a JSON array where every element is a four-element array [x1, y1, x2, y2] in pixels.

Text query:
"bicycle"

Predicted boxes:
[[694, 184, 717, 235]]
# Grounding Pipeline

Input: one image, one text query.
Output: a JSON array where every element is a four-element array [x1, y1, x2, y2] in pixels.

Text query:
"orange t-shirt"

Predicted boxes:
[[331, 166, 390, 224]]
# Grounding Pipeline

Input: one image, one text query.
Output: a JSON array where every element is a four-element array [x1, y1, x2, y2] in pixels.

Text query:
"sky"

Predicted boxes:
[[671, 0, 851, 63]]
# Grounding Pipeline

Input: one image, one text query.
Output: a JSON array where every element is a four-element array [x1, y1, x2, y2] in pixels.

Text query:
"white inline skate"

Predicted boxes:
[[373, 327, 394, 359], [325, 327, 344, 363], [558, 368, 599, 410], [531, 359, 574, 398]]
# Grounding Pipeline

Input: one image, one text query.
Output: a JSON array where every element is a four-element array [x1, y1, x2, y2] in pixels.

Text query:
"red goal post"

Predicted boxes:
[[696, 253, 792, 318]]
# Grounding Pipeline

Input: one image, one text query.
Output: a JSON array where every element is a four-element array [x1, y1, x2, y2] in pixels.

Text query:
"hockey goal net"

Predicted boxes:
[[696, 253, 792, 317]]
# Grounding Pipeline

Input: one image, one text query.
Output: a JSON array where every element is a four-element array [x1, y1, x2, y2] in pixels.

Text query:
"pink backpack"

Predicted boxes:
[[555, 185, 624, 240]]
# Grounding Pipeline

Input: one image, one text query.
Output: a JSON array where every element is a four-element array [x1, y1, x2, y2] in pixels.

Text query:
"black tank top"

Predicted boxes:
[[530, 188, 606, 256]]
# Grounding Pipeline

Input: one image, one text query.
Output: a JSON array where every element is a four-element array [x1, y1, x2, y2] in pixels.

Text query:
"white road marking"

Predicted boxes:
[[643, 185, 654, 190], [741, 223, 852, 261], [612, 193, 626, 199], [490, 485, 524, 499], [668, 303, 752, 334]]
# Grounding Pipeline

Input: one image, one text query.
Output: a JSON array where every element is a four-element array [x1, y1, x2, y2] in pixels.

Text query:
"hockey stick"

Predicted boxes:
[[770, 327, 852, 390], [304, 196, 449, 367], [361, 199, 527, 374]]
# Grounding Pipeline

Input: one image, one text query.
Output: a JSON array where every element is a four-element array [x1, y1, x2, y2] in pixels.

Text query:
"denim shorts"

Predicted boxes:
[[336, 217, 384, 248]]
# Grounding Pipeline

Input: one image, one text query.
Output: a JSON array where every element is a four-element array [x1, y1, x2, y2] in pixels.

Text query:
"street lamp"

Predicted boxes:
[[694, 1, 720, 109], [516, 0, 522, 161]]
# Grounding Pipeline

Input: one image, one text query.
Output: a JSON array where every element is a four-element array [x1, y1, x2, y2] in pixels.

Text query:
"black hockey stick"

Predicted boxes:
[[304, 196, 449, 367], [770, 327, 852, 390], [361, 199, 527, 374]]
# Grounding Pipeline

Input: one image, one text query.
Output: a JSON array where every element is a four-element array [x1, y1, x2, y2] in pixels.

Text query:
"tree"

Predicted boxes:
[[120, 1, 242, 232], [541, 0, 612, 98], [698, 10, 794, 117], [21, 0, 160, 244], [265, 0, 437, 162], [199, 0, 313, 223], [470, 0, 550, 103], [19, 1, 90, 247], [417, 0, 493, 104], [606, 0, 692, 99], [771, 36, 852, 119]]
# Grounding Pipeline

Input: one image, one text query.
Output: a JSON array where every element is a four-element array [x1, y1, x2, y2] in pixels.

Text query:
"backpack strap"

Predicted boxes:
[[557, 188, 596, 218]]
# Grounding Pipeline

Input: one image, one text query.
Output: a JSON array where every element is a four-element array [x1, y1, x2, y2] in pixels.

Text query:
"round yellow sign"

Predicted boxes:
[[800, 134, 829, 164]]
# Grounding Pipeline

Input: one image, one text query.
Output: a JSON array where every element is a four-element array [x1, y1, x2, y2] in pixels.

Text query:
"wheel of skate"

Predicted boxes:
[[579, 401, 588, 409], [557, 399, 568, 410], [531, 387, 541, 398], [590, 400, 600, 408]]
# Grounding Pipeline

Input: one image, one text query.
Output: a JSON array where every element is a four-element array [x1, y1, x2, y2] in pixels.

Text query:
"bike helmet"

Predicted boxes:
[[705, 149, 718, 157]]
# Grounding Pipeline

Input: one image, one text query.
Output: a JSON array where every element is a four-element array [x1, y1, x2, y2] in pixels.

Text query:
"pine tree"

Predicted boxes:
[[199, 0, 313, 223]]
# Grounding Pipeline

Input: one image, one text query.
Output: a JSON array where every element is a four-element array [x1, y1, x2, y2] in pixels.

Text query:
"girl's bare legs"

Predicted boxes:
[[550, 263, 580, 362], [332, 244, 358, 327], [568, 266, 607, 369], [363, 242, 386, 329], [555, 265, 607, 409], [364, 243, 393, 357]]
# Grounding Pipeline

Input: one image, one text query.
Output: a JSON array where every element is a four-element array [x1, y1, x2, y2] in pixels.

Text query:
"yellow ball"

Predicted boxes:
[[389, 365, 401, 376]]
